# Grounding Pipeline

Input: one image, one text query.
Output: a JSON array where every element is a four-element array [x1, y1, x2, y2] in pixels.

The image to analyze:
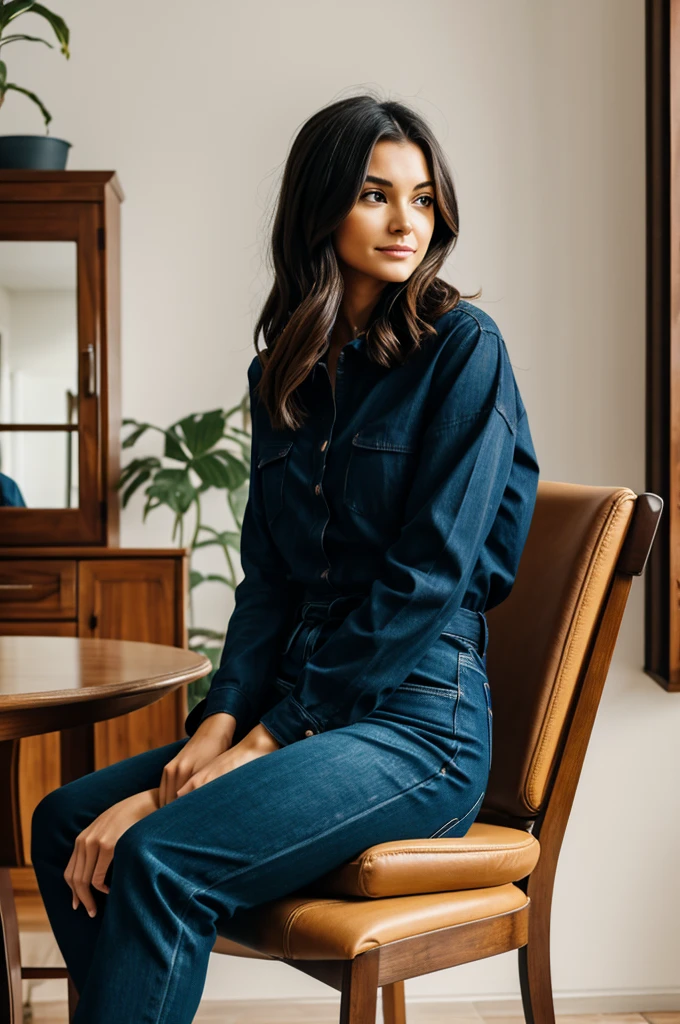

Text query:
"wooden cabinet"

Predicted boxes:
[[0, 174, 192, 932], [0, 171, 123, 546]]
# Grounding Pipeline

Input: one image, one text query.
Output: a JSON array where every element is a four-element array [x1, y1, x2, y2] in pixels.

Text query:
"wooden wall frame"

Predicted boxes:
[[646, 0, 679, 691]]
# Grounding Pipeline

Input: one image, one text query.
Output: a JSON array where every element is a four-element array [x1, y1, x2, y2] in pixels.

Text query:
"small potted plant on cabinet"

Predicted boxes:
[[0, 0, 71, 168]]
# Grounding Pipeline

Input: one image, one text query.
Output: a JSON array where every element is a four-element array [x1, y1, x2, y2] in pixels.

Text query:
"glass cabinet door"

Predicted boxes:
[[0, 202, 102, 543]]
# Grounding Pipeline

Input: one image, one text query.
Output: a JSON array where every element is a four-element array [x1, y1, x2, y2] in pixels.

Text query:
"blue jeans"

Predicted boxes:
[[31, 602, 492, 1024]]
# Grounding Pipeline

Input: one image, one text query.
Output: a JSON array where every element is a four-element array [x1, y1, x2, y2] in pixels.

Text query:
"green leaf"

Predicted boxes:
[[145, 468, 196, 515], [189, 569, 205, 590], [142, 495, 162, 522], [188, 449, 248, 491], [121, 422, 150, 449], [193, 528, 240, 551], [18, 3, 70, 57], [190, 451, 233, 489], [116, 456, 161, 489], [4, 83, 51, 127], [163, 427, 189, 462], [121, 468, 151, 508], [203, 573, 232, 586], [228, 482, 249, 527], [0, 33, 54, 49], [0, 61, 6, 89], [209, 449, 249, 489], [1, 2, 37, 29], [176, 409, 225, 457]]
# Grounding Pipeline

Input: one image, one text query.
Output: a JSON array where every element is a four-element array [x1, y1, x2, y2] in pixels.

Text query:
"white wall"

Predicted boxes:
[[7, 0, 676, 1010]]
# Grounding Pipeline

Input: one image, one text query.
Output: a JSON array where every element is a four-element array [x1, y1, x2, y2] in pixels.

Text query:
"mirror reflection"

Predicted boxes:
[[0, 241, 78, 509], [0, 430, 79, 508]]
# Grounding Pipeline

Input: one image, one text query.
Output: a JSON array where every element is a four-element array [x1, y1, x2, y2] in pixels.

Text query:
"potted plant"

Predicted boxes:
[[0, 0, 71, 169], [116, 391, 252, 712]]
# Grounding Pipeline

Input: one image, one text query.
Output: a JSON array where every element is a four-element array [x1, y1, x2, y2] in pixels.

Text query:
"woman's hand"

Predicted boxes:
[[176, 723, 282, 797], [159, 712, 237, 806], [63, 788, 160, 919]]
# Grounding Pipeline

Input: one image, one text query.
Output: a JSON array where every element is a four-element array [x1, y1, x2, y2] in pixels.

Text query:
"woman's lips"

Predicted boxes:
[[376, 247, 415, 258]]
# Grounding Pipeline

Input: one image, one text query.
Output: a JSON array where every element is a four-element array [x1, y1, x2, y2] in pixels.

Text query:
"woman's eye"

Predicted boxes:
[[361, 190, 434, 208]]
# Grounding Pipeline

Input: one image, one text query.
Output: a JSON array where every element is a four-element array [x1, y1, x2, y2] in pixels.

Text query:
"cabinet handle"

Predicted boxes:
[[82, 344, 97, 398], [0, 583, 35, 590]]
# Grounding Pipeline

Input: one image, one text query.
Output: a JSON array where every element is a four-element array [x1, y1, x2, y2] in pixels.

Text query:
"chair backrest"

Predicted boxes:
[[482, 482, 661, 826]]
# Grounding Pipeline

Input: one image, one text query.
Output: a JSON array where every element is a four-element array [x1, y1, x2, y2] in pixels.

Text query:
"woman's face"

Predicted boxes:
[[332, 139, 436, 285]]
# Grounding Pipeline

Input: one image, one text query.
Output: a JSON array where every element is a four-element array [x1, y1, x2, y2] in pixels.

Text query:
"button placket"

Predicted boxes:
[[317, 362, 337, 587]]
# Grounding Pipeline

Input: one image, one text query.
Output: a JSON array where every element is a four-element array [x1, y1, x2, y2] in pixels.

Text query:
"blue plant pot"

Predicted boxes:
[[0, 135, 71, 169]]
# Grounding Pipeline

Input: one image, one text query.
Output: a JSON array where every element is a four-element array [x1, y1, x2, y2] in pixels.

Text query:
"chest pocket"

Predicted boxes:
[[257, 440, 293, 525], [343, 427, 418, 526]]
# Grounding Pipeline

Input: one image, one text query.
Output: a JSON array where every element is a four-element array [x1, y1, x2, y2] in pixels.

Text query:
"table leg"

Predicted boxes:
[[59, 724, 95, 1021], [0, 737, 25, 1024], [0, 724, 94, 1024], [0, 868, 22, 1024], [59, 724, 95, 786]]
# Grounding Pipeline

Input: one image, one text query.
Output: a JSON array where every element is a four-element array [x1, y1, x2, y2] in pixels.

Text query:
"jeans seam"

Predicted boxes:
[[428, 789, 486, 839], [399, 683, 458, 698], [442, 656, 464, 771], [150, 759, 453, 1021], [440, 631, 478, 647]]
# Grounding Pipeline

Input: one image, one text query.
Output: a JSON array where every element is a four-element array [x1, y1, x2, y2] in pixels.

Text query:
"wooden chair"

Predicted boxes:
[[207, 482, 662, 1023], [63, 480, 661, 1024]]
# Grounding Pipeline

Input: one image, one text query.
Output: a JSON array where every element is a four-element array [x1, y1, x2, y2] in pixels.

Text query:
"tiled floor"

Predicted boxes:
[[24, 1006, 680, 1024]]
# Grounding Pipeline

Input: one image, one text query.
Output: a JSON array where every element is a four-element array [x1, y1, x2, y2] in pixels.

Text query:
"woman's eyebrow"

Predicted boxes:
[[365, 175, 434, 191]]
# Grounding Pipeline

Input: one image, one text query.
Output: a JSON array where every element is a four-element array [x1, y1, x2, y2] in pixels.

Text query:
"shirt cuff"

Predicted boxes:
[[183, 685, 253, 737], [258, 693, 324, 747]]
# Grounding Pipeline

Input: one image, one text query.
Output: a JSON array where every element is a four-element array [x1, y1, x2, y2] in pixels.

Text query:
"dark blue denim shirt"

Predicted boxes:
[[185, 299, 540, 746]]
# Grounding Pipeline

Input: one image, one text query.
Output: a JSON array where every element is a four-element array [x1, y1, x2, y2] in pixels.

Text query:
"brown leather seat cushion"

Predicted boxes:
[[212, 824, 538, 961], [215, 883, 529, 960], [298, 823, 540, 898]]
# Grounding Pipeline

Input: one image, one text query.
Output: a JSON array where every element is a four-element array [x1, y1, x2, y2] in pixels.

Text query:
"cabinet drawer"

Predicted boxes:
[[0, 561, 76, 620]]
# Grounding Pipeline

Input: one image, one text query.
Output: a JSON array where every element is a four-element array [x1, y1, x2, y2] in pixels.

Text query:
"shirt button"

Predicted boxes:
[[320, 568, 330, 579], [314, 484, 321, 495], [304, 729, 314, 737], [320, 440, 328, 451]]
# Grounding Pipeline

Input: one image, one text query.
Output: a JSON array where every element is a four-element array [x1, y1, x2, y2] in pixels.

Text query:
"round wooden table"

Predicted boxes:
[[0, 635, 211, 1024]]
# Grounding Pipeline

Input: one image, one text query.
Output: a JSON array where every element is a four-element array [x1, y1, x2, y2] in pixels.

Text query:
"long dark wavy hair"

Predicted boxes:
[[254, 92, 482, 430]]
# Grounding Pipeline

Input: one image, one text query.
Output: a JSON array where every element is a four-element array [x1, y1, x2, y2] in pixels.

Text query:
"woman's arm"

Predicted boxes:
[[184, 357, 299, 740]]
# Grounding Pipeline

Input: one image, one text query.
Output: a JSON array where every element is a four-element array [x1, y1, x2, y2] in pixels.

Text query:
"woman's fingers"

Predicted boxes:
[[72, 837, 99, 918], [158, 765, 169, 807], [63, 847, 78, 909], [162, 759, 195, 805], [64, 833, 105, 916], [91, 843, 113, 895]]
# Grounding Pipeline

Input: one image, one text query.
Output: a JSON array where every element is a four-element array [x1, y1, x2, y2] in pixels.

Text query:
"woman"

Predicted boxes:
[[31, 94, 540, 1023]]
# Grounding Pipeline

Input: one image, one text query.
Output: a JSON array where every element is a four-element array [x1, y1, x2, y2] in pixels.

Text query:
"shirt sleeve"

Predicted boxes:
[[258, 323, 537, 747], [184, 357, 299, 738]]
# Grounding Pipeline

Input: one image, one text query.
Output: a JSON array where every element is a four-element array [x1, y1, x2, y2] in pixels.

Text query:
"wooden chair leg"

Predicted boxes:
[[382, 980, 406, 1024], [339, 950, 380, 1024], [67, 973, 79, 1023], [517, 897, 556, 1024]]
